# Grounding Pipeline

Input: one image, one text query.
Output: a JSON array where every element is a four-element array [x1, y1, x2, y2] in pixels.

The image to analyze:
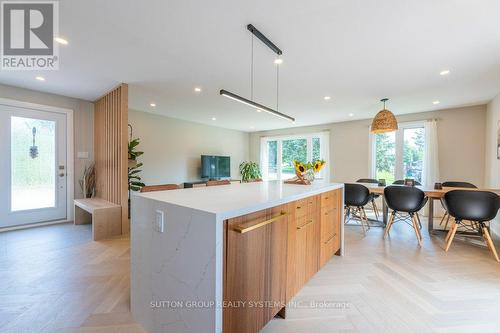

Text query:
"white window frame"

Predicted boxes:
[[260, 132, 329, 181], [369, 121, 426, 182]]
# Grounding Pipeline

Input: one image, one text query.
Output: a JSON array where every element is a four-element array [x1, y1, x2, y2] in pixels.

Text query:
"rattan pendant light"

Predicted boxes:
[[371, 98, 398, 133]]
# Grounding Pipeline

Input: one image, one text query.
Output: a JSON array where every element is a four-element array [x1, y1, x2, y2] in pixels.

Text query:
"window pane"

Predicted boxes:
[[267, 141, 278, 180], [375, 132, 396, 184], [403, 127, 425, 184], [312, 137, 321, 161], [282, 139, 307, 180], [11, 116, 56, 211]]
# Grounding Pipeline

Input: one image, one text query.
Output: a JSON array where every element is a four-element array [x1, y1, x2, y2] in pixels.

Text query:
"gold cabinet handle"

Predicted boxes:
[[297, 219, 315, 230], [324, 233, 337, 244], [296, 206, 302, 209], [234, 212, 288, 234]]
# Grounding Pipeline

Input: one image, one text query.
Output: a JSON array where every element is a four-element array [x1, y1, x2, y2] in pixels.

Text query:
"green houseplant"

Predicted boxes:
[[128, 138, 145, 192], [239, 161, 262, 182]]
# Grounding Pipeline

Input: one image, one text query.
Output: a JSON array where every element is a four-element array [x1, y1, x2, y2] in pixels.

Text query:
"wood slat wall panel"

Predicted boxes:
[[94, 84, 129, 234]]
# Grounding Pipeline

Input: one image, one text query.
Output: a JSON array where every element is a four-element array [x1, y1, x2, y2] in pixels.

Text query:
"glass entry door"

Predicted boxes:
[[0, 105, 67, 227]]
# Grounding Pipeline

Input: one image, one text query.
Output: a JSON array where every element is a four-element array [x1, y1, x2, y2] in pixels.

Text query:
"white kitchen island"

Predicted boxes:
[[131, 180, 344, 333]]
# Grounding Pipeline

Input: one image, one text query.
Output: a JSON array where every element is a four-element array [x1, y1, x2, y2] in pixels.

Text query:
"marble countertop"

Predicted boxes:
[[134, 180, 343, 220]]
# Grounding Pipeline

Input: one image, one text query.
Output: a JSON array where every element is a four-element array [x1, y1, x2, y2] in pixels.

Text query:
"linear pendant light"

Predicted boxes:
[[220, 24, 295, 123], [220, 89, 295, 122]]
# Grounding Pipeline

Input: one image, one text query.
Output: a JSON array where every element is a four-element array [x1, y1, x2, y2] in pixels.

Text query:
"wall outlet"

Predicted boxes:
[[154, 210, 165, 233]]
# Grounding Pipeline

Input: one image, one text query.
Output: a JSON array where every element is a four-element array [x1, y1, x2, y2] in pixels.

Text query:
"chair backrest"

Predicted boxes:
[[384, 185, 427, 213], [206, 179, 231, 187], [344, 183, 371, 207], [140, 184, 180, 192], [356, 178, 378, 184], [444, 190, 500, 222], [442, 181, 477, 188], [393, 179, 422, 186]]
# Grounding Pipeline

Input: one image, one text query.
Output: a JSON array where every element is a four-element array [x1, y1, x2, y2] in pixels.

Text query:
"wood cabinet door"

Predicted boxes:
[[224, 205, 288, 333], [319, 189, 342, 267], [287, 196, 320, 299]]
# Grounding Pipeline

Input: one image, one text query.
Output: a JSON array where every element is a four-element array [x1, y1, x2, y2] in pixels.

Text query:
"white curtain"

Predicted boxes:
[[260, 137, 269, 180], [320, 131, 331, 182], [423, 120, 440, 187], [422, 119, 443, 216]]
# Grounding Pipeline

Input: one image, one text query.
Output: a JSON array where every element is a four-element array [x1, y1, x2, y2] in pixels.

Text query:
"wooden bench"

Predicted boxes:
[[74, 198, 122, 241]]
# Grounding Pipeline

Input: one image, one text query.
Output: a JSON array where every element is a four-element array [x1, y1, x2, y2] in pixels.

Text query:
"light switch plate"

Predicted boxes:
[[154, 210, 165, 233], [77, 151, 89, 159]]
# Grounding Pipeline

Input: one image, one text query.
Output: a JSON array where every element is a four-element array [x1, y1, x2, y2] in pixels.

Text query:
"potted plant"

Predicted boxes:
[[239, 161, 262, 182]]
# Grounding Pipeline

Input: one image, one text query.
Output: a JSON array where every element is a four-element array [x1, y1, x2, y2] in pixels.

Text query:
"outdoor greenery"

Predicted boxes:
[[239, 161, 262, 182], [374, 128, 424, 184], [128, 138, 145, 192], [268, 138, 322, 176], [375, 133, 395, 183]]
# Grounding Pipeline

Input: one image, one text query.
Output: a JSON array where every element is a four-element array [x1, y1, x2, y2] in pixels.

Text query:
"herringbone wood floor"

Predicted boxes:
[[1, 219, 499, 333]]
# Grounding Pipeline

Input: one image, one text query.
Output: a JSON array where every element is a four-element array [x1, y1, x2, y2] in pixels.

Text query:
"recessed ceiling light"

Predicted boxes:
[[211, 117, 216, 121], [439, 70, 450, 76], [323, 96, 331, 100], [256, 109, 262, 113], [274, 58, 283, 65], [35, 76, 45, 81], [348, 113, 354, 117], [54, 37, 68, 45], [433, 100, 440, 105], [194, 87, 202, 92], [150, 103, 156, 107]]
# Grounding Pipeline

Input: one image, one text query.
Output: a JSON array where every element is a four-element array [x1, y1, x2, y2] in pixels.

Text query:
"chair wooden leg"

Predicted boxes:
[[482, 226, 500, 262], [416, 213, 422, 230], [445, 223, 458, 252], [413, 215, 423, 241], [439, 212, 448, 226], [372, 200, 379, 221], [384, 212, 395, 238], [362, 207, 370, 230], [445, 224, 453, 242], [411, 215, 422, 246], [443, 214, 451, 231]]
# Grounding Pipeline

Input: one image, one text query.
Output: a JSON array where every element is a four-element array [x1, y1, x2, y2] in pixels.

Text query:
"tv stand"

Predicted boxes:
[[184, 179, 241, 188]]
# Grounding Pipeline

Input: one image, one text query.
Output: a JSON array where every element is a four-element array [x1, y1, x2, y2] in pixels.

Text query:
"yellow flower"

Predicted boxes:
[[295, 161, 305, 174], [314, 160, 325, 172]]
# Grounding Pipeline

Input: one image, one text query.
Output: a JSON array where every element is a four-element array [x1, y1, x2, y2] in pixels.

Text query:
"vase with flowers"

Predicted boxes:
[[284, 160, 326, 185]]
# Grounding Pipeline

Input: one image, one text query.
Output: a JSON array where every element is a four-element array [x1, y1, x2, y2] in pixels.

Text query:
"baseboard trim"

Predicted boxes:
[[0, 219, 72, 232]]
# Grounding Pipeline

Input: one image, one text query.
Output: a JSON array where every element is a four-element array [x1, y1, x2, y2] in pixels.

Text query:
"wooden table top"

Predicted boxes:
[[358, 183, 500, 199]]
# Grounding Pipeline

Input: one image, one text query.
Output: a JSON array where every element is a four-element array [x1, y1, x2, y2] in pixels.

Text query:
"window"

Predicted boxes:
[[371, 122, 426, 185], [261, 132, 329, 181]]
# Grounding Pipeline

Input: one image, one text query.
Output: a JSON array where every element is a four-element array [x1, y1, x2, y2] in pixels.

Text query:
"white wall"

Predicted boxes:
[[0, 84, 94, 199], [250, 105, 487, 187], [128, 110, 249, 185], [485, 93, 500, 236]]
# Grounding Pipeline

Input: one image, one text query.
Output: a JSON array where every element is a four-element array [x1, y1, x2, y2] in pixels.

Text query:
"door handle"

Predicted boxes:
[[234, 212, 288, 234], [59, 173, 66, 177]]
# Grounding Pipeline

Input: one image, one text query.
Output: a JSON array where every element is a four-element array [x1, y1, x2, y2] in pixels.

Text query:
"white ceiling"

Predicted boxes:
[[1, 0, 500, 132]]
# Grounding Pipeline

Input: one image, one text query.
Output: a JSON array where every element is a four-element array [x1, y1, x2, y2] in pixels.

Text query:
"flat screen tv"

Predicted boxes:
[[201, 155, 230, 179]]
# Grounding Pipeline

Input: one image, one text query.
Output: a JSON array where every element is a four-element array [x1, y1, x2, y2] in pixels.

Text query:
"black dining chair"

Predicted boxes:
[[443, 190, 500, 262], [439, 181, 477, 230], [344, 183, 371, 233], [356, 178, 380, 221], [383, 186, 428, 246], [393, 180, 422, 186]]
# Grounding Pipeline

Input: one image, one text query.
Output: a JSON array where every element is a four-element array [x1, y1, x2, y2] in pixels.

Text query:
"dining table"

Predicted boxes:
[[359, 183, 500, 234]]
